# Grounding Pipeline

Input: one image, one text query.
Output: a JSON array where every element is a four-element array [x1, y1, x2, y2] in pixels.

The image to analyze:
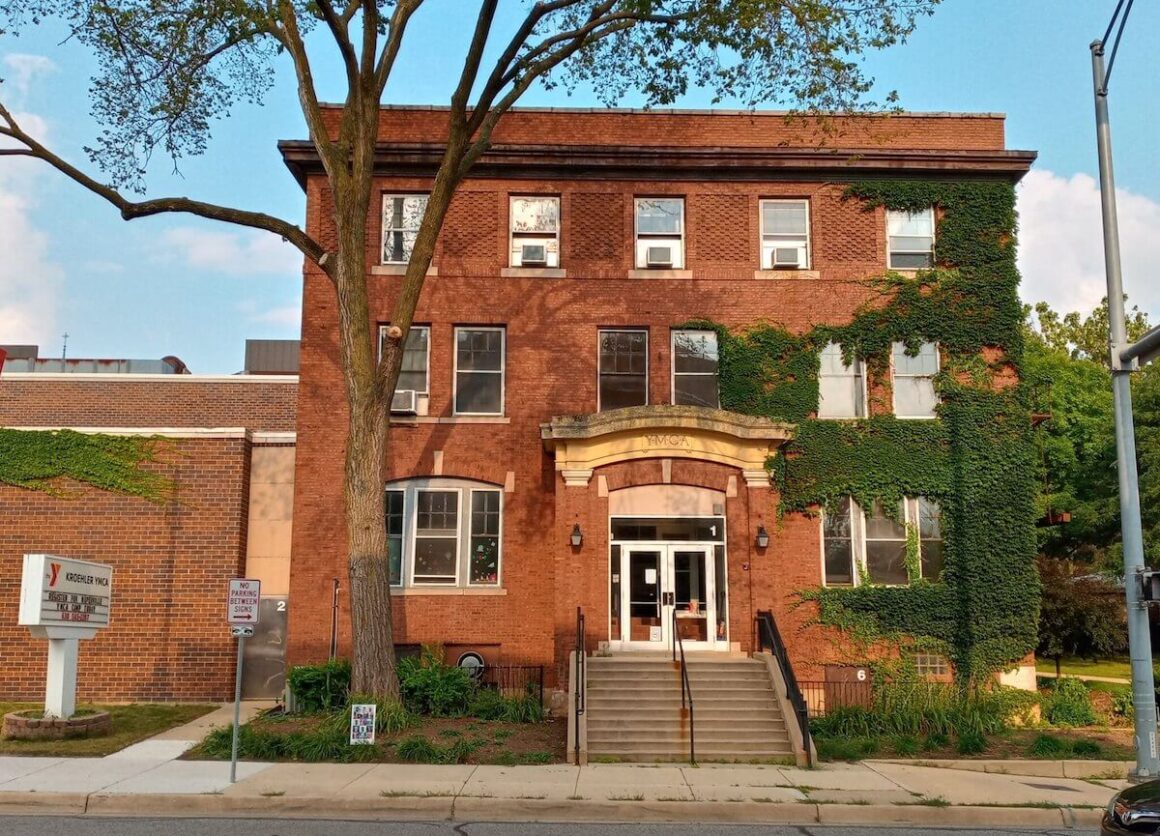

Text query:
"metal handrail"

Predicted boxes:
[[574, 606, 585, 766], [756, 609, 813, 768], [671, 607, 696, 764]]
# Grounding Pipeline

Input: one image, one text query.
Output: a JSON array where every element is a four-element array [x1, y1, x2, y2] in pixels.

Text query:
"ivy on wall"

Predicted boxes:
[[692, 179, 1039, 684], [0, 428, 171, 502]]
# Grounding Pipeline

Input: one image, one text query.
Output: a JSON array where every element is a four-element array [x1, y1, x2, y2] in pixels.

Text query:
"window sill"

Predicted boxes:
[[500, 267, 566, 279], [754, 269, 820, 280], [893, 414, 939, 421], [391, 587, 507, 596], [887, 268, 924, 278], [627, 269, 692, 279], [372, 265, 440, 276], [390, 416, 511, 425]]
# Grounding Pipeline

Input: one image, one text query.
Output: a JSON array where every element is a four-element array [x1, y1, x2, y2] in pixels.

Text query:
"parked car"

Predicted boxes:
[[1104, 779, 1160, 834]]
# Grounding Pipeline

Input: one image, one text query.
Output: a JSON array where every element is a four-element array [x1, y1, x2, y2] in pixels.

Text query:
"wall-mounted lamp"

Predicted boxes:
[[755, 524, 770, 550], [570, 523, 584, 548]]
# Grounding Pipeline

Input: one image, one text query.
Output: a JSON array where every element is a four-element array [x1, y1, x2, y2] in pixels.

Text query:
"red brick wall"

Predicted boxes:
[[0, 437, 251, 701], [0, 378, 297, 432]]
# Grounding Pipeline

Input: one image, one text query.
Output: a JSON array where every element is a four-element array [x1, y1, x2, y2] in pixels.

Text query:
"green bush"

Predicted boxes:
[[1112, 689, 1133, 719], [1072, 738, 1102, 758], [955, 730, 986, 755], [394, 734, 484, 764], [1029, 733, 1066, 758], [287, 659, 351, 713], [1043, 678, 1096, 727], [346, 694, 414, 734], [922, 732, 949, 751], [469, 688, 545, 723], [815, 735, 880, 761], [398, 647, 476, 717], [892, 735, 920, 756]]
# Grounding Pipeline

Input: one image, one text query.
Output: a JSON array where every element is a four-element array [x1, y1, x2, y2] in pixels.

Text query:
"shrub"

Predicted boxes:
[[346, 694, 414, 734], [394, 734, 485, 764], [922, 732, 949, 751], [1044, 678, 1096, 727], [955, 730, 986, 755], [1029, 733, 1066, 758], [288, 658, 351, 713], [1112, 689, 1133, 719], [1072, 738, 1102, 758], [892, 735, 920, 756], [398, 646, 476, 716]]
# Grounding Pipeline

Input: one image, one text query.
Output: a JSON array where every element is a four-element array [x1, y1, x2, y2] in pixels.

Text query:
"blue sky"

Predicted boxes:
[[0, 0, 1157, 373]]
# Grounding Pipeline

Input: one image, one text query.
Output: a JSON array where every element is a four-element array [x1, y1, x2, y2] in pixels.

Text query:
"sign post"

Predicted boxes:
[[19, 554, 113, 719], [226, 578, 260, 783]]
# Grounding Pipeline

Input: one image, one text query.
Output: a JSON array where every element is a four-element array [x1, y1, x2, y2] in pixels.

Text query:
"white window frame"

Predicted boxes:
[[453, 326, 506, 416], [633, 197, 685, 269], [381, 193, 428, 265], [467, 487, 504, 587], [817, 342, 867, 419], [509, 195, 560, 268], [891, 341, 940, 419], [379, 324, 431, 396], [820, 497, 943, 587], [886, 208, 936, 270], [670, 329, 719, 408], [409, 487, 463, 586], [759, 199, 811, 270], [597, 328, 650, 412]]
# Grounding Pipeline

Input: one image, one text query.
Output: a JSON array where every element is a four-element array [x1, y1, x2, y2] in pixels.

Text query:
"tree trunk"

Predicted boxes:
[[1055, 655, 1061, 678]]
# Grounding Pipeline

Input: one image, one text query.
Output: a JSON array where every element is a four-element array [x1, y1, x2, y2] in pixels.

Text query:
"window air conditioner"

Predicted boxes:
[[520, 243, 547, 266], [646, 245, 674, 267], [390, 389, 418, 415], [764, 243, 806, 269]]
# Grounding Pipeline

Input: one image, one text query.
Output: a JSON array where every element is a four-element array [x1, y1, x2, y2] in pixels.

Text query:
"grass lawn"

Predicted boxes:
[[1035, 657, 1133, 680], [0, 703, 217, 757]]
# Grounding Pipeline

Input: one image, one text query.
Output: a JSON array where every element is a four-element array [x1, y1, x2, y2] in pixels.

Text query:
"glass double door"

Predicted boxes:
[[619, 544, 718, 651]]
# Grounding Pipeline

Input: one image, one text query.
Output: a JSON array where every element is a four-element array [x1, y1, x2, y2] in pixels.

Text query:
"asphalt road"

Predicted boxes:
[[0, 819, 1098, 836]]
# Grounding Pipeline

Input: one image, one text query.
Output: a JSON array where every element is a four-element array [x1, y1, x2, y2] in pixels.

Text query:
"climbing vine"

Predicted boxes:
[[691, 179, 1039, 684], [0, 428, 171, 502]]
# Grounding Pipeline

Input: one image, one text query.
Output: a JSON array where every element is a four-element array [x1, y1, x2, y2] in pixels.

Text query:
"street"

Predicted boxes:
[[0, 818, 1097, 836]]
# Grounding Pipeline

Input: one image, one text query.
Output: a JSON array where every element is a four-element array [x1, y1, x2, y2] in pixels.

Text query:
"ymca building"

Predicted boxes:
[[0, 107, 1038, 711]]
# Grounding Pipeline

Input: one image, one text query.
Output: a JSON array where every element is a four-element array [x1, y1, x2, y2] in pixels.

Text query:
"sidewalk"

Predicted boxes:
[[0, 704, 1130, 829]]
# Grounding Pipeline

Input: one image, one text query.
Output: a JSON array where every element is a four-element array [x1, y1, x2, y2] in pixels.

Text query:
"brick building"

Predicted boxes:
[[283, 106, 1037, 695]]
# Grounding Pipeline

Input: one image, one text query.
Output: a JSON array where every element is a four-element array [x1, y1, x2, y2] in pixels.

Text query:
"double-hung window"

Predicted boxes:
[[887, 208, 935, 269], [382, 194, 428, 264], [454, 327, 505, 415], [760, 199, 810, 269], [892, 341, 940, 419], [388, 480, 504, 588], [634, 198, 684, 269], [379, 325, 430, 395], [822, 496, 944, 586], [509, 196, 560, 267], [817, 342, 866, 418], [599, 329, 648, 411], [671, 330, 719, 408]]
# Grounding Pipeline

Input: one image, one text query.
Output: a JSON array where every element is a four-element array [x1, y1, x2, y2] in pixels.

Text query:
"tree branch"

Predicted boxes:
[[450, 0, 499, 123], [273, 1, 337, 161], [316, 0, 361, 88], [374, 0, 424, 96], [0, 103, 327, 272]]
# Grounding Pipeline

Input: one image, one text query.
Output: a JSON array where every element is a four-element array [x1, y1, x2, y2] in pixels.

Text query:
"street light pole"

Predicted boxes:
[[1090, 37, 1159, 780]]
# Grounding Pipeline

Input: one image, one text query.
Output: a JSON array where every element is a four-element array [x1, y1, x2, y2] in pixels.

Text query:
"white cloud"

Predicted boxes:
[[1, 53, 57, 98], [1017, 169, 1160, 320], [251, 305, 301, 328], [0, 110, 62, 348], [158, 227, 303, 277]]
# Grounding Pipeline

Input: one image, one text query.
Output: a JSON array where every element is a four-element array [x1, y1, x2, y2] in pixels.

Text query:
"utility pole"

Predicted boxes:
[[1090, 0, 1160, 780]]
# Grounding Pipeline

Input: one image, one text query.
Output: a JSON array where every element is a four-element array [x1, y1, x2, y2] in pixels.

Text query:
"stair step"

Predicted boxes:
[[586, 697, 777, 709], [587, 717, 786, 730], [589, 741, 794, 755], [588, 730, 791, 744]]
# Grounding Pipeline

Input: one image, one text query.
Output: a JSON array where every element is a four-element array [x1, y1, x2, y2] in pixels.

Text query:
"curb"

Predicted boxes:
[[0, 792, 1108, 827]]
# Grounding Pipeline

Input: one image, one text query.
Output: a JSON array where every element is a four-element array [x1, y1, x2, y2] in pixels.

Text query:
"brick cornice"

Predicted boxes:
[[280, 141, 1037, 189]]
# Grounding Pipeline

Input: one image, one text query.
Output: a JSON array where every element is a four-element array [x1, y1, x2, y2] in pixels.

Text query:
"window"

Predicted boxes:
[[379, 325, 430, 395], [822, 497, 857, 586], [913, 653, 950, 677], [387, 490, 405, 585], [760, 200, 810, 269], [822, 496, 944, 586], [887, 208, 935, 269], [599, 329, 648, 411], [454, 327, 505, 415], [509, 196, 560, 267], [817, 342, 866, 418], [892, 341, 939, 418], [382, 194, 428, 264], [387, 480, 503, 588], [634, 198, 684, 269], [672, 330, 719, 408]]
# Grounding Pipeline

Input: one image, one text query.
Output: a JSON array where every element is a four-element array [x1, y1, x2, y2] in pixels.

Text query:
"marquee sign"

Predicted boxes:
[[19, 554, 113, 629]]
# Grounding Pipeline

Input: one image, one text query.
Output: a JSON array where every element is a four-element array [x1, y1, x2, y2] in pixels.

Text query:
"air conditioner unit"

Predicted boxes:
[[390, 389, 418, 415], [763, 242, 806, 269], [520, 243, 547, 265], [646, 245, 674, 267], [511, 237, 558, 268]]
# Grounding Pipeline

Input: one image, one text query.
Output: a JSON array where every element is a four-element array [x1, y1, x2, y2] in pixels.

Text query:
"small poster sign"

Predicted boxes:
[[350, 703, 377, 745]]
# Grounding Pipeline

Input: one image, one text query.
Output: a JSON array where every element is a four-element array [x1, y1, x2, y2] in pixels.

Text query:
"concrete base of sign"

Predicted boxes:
[[2, 709, 111, 740]]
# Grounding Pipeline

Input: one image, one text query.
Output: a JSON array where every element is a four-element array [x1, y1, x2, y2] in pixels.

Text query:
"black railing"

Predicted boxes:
[[798, 680, 873, 717], [574, 606, 585, 766], [755, 610, 812, 768], [671, 607, 696, 764], [478, 664, 545, 703]]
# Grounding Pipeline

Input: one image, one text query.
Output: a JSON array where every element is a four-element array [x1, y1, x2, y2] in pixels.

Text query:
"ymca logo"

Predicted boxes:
[[49, 562, 61, 587]]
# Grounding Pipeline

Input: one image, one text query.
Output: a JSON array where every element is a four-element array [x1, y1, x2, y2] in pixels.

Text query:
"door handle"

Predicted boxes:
[[662, 592, 674, 606]]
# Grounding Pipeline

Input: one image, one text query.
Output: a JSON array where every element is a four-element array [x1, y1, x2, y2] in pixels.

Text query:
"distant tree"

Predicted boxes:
[[0, 0, 941, 697], [1036, 557, 1127, 677], [1028, 298, 1150, 368]]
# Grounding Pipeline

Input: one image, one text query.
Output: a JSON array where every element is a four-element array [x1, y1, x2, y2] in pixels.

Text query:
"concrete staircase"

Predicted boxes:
[[584, 655, 796, 762]]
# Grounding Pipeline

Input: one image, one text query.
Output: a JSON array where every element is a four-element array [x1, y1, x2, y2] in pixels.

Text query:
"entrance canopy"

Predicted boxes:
[[540, 405, 794, 487]]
